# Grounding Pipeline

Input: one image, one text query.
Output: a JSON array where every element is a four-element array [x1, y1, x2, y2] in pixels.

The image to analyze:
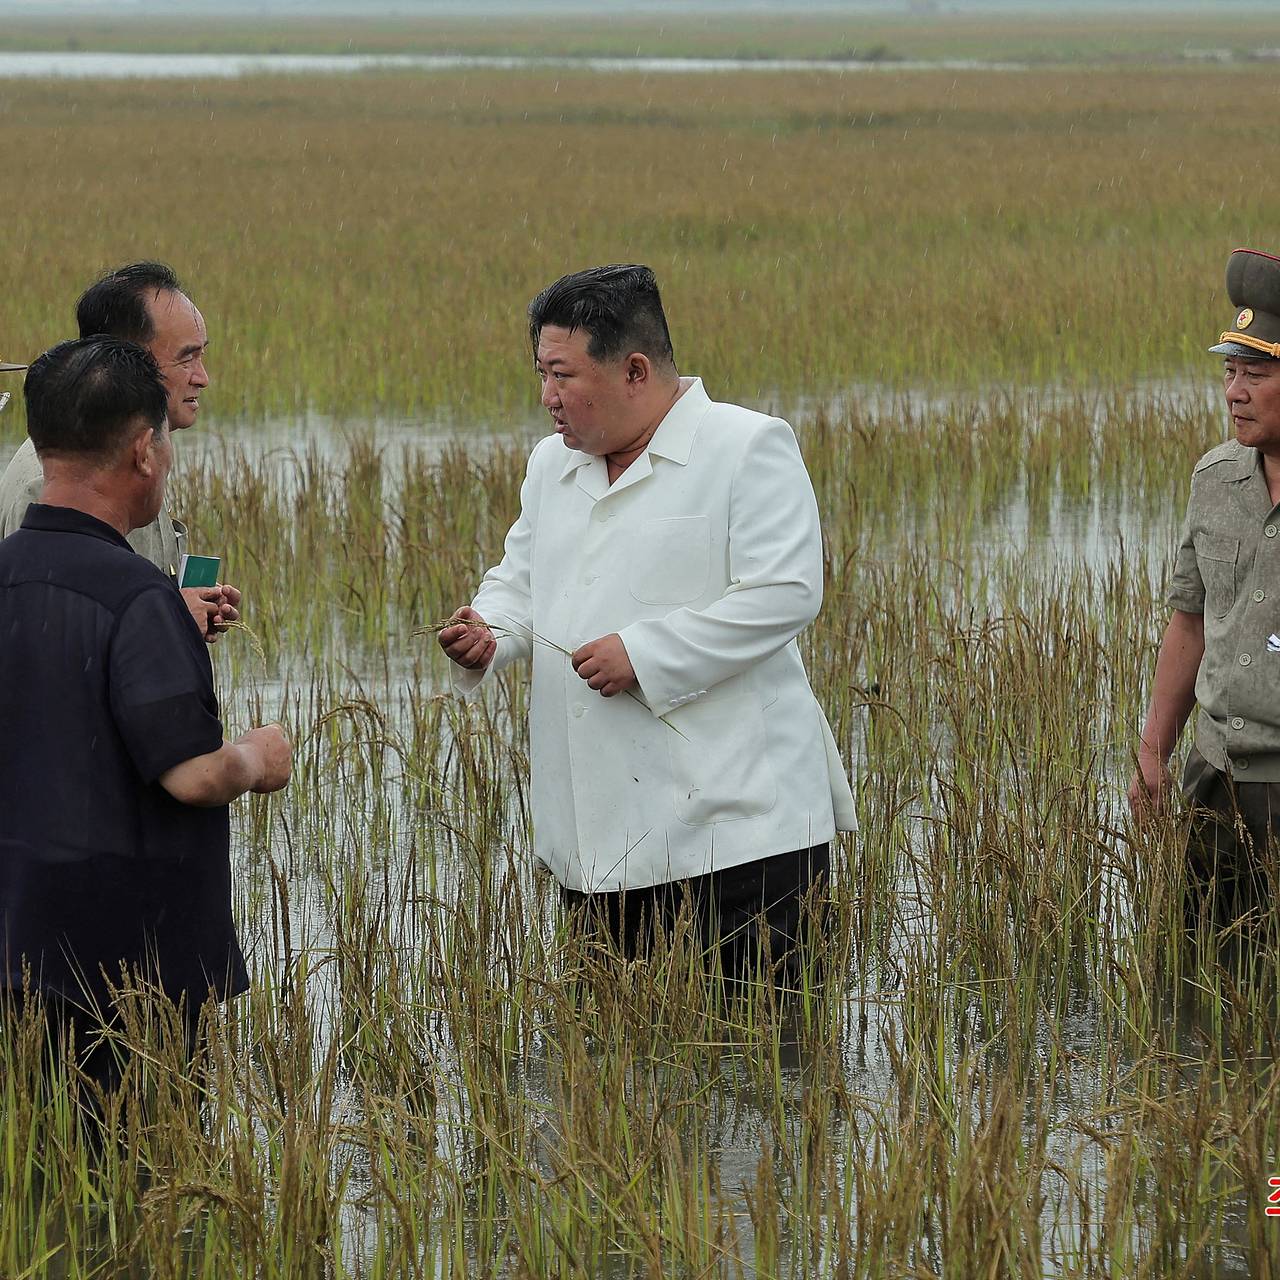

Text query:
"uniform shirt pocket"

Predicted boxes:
[[629, 516, 711, 606], [1193, 531, 1239, 619]]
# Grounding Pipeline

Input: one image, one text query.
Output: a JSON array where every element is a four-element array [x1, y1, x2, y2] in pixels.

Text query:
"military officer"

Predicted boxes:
[[1130, 247, 1280, 920]]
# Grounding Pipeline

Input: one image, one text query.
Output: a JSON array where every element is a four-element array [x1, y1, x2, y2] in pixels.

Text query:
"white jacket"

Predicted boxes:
[[455, 378, 856, 892]]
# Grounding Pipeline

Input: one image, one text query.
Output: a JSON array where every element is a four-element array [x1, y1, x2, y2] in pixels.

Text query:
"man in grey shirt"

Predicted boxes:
[[0, 262, 238, 641], [1130, 247, 1280, 921]]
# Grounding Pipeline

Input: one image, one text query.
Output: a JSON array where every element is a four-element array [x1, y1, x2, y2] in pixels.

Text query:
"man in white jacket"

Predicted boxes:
[[440, 264, 855, 982]]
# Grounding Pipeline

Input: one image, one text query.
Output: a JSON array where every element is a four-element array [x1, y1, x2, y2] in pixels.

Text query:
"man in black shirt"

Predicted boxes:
[[0, 337, 291, 1089]]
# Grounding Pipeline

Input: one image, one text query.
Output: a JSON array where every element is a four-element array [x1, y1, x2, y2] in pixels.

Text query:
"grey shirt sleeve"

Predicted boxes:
[[0, 438, 43, 538], [1166, 495, 1206, 614]]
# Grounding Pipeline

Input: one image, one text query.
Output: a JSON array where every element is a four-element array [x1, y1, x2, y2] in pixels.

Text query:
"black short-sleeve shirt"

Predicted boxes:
[[0, 504, 248, 1005]]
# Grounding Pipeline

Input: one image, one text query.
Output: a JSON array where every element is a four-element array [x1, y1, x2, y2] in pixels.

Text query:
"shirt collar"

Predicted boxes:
[[557, 377, 711, 480], [1211, 442, 1261, 483], [20, 503, 135, 551]]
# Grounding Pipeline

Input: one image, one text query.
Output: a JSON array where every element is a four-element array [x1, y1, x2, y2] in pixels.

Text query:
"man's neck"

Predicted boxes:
[[605, 375, 693, 481], [39, 474, 134, 536]]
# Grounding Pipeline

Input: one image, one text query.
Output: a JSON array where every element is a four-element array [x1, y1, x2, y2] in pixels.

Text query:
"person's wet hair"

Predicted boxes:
[[76, 261, 184, 344], [24, 337, 168, 461], [529, 264, 675, 370]]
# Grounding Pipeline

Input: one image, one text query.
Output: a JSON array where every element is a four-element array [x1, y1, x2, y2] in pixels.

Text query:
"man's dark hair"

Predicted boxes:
[[76, 261, 183, 343], [25, 337, 168, 461], [528, 264, 675, 370]]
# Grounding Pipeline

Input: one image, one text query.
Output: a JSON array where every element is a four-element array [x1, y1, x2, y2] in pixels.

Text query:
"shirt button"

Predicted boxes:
[[1240, 653, 1253, 667], [1232, 716, 1245, 729], [1267, 525, 1278, 539], [572, 704, 585, 718], [1236, 757, 1250, 770], [1254, 589, 1266, 603]]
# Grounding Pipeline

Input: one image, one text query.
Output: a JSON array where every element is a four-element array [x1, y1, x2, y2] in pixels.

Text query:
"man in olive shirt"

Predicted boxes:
[[1130, 247, 1280, 919], [0, 262, 238, 641]]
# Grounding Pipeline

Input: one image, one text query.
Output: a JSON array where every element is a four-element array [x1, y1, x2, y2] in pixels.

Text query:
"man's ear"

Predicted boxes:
[[624, 352, 651, 389], [131, 426, 159, 477]]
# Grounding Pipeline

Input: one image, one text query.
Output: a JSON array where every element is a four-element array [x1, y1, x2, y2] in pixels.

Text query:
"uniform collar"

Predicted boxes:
[[1215, 444, 1260, 484], [557, 377, 710, 481], [20, 503, 134, 551]]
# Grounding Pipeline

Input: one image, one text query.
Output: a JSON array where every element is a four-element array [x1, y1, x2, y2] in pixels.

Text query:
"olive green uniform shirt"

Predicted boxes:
[[0, 437, 185, 575], [1168, 438, 1280, 782]]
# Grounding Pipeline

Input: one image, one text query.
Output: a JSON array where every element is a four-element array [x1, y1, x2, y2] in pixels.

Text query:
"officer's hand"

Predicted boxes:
[[1128, 756, 1173, 820], [438, 607, 496, 670], [571, 633, 636, 698], [239, 723, 292, 794]]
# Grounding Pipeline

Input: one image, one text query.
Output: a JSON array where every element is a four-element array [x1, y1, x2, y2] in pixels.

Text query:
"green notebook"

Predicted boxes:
[[178, 554, 220, 589]]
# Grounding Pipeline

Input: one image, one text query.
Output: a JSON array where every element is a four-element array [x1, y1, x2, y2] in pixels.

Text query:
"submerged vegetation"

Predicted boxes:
[[6, 389, 1280, 1276]]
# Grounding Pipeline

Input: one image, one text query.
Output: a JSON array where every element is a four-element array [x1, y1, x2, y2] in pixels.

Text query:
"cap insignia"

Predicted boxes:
[[1238, 307, 1255, 330]]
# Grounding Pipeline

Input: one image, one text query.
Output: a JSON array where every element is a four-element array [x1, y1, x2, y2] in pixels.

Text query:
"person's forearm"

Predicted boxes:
[[1137, 609, 1205, 765], [159, 738, 266, 807]]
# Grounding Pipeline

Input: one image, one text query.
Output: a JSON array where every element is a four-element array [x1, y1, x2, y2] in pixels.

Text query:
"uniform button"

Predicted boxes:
[[1236, 758, 1250, 770], [1254, 589, 1266, 603], [1267, 525, 1278, 539], [572, 704, 585, 718], [1232, 716, 1245, 730], [584, 574, 598, 585], [1240, 653, 1253, 667]]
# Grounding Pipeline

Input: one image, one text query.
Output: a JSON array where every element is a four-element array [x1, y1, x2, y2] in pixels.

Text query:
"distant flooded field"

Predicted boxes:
[[0, 51, 1030, 78], [2, 64, 1277, 420], [4, 39, 1280, 1278]]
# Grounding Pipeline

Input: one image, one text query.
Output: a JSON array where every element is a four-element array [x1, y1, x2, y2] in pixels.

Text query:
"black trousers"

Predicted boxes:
[[1182, 745, 1280, 927], [6, 988, 204, 1098], [560, 842, 830, 988]]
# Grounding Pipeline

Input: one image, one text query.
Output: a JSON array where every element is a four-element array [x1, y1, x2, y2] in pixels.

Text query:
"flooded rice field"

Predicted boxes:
[[9, 383, 1251, 1276]]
